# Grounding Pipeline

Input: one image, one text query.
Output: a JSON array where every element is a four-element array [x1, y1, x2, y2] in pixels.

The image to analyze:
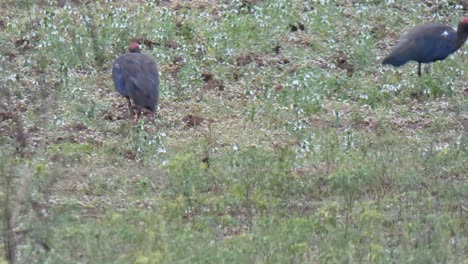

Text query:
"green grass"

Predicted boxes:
[[1, 0, 467, 263]]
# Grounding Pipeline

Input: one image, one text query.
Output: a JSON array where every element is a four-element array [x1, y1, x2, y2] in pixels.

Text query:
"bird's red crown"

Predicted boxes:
[[129, 42, 140, 50], [462, 17, 468, 24]]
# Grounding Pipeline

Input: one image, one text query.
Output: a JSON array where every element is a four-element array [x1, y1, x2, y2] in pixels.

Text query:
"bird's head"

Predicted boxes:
[[454, 17, 468, 48], [459, 17, 468, 32], [129, 41, 141, 53]]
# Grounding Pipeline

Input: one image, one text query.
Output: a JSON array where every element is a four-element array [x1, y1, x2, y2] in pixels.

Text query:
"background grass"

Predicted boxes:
[[1, 0, 467, 263]]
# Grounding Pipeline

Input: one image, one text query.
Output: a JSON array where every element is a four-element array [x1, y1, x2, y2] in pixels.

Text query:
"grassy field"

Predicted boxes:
[[1, 0, 467, 263]]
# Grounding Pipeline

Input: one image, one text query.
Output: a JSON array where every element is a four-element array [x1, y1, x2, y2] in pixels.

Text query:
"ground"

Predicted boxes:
[[0, 0, 467, 263]]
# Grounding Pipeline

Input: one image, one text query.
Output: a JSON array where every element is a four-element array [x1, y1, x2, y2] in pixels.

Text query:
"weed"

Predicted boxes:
[[1, 0, 467, 263]]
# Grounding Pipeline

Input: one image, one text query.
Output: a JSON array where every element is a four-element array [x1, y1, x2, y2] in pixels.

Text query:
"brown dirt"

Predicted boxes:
[[182, 114, 204, 128], [201, 71, 224, 92], [330, 50, 354, 77], [236, 52, 291, 67], [289, 22, 305, 32]]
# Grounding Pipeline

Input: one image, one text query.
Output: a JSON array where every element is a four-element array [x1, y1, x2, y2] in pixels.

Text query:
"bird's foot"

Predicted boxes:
[[132, 116, 139, 125]]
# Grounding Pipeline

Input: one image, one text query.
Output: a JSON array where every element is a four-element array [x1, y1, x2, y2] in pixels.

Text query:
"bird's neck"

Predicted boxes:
[[456, 24, 468, 50]]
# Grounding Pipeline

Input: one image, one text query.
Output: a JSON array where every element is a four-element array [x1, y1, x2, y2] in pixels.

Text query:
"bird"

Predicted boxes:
[[112, 41, 160, 123], [383, 17, 468, 77]]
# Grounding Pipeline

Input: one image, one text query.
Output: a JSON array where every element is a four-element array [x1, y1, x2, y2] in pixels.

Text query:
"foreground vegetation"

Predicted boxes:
[[1, 0, 467, 263]]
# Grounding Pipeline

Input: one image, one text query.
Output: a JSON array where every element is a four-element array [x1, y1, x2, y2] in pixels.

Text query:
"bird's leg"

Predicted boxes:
[[133, 106, 142, 124], [417, 62, 422, 77], [126, 97, 134, 117], [424, 64, 431, 75]]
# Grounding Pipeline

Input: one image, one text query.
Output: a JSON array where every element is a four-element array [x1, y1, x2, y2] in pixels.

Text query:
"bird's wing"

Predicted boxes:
[[128, 74, 159, 111], [140, 56, 160, 85], [112, 61, 128, 96], [427, 29, 457, 61], [410, 25, 457, 62], [383, 37, 421, 66]]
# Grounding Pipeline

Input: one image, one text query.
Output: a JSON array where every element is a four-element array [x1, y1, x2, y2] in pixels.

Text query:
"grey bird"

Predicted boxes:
[[112, 41, 160, 122]]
